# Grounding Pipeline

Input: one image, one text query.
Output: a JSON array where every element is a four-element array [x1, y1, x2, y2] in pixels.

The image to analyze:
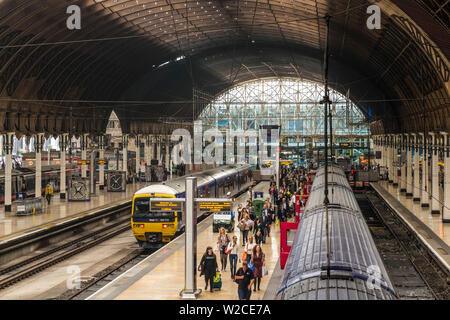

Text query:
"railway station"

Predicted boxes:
[[0, 0, 449, 307]]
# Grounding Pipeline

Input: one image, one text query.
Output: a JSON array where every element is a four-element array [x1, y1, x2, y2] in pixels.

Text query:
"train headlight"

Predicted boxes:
[[133, 224, 145, 228], [162, 224, 174, 229]]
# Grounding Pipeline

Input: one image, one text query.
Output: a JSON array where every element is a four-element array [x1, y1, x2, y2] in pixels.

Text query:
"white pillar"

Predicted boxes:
[[388, 136, 394, 183], [99, 135, 105, 190], [144, 135, 150, 166], [412, 134, 421, 202], [156, 136, 161, 165], [123, 134, 128, 180], [442, 132, 450, 223], [59, 134, 68, 199], [135, 135, 140, 179], [430, 132, 440, 214], [35, 133, 44, 200], [165, 136, 170, 170], [420, 133, 429, 207], [4, 133, 14, 212], [406, 134, 413, 196], [400, 135, 407, 192], [81, 134, 89, 178], [392, 135, 399, 186]]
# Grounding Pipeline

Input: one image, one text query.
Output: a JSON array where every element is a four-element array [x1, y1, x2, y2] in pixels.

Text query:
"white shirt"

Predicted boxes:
[[245, 242, 256, 254], [227, 241, 239, 255]]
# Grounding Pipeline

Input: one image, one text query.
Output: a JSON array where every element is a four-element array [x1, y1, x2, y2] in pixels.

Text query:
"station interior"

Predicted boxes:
[[0, 0, 448, 302]]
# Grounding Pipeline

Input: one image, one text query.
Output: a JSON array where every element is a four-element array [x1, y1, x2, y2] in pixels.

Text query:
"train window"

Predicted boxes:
[[133, 197, 149, 215]]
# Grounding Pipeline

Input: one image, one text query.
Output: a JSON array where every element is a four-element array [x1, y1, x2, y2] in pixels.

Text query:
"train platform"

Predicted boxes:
[[0, 182, 147, 245], [86, 181, 288, 300], [371, 181, 450, 272]]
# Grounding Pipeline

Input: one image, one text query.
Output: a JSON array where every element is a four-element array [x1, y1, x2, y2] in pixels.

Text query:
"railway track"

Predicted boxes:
[[357, 192, 450, 300], [0, 207, 132, 290]]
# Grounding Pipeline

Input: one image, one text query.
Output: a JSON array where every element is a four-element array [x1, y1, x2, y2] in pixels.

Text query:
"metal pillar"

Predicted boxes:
[[157, 136, 161, 165], [4, 133, 14, 211], [165, 136, 170, 170], [392, 135, 399, 187], [90, 148, 96, 195], [400, 135, 407, 192], [123, 134, 128, 181], [99, 135, 105, 190], [135, 135, 140, 179], [35, 133, 44, 200], [430, 132, 440, 214], [442, 132, 450, 223], [144, 135, 151, 166], [412, 134, 421, 201], [180, 177, 201, 299], [388, 136, 393, 183], [406, 134, 413, 196], [59, 134, 68, 199], [81, 134, 89, 178], [420, 133, 429, 207]]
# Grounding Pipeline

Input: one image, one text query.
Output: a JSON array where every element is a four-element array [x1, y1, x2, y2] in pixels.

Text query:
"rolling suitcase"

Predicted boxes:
[[213, 272, 222, 290]]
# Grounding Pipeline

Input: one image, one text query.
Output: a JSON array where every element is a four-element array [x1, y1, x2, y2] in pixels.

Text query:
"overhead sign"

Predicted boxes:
[[77, 160, 90, 165], [150, 200, 182, 212], [339, 143, 350, 147], [97, 160, 108, 165], [198, 201, 232, 212]]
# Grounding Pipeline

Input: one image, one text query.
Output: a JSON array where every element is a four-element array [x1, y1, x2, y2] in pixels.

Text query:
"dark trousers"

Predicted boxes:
[[229, 254, 237, 276], [242, 230, 249, 244], [46, 194, 51, 205], [204, 274, 214, 291], [254, 277, 261, 290], [220, 253, 227, 270]]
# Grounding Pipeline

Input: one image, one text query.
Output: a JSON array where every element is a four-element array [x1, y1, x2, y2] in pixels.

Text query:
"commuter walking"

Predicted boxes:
[[44, 183, 53, 205], [217, 228, 230, 272], [251, 245, 265, 291], [198, 246, 219, 292], [235, 261, 255, 300], [253, 218, 264, 245], [245, 235, 256, 264], [227, 236, 239, 279]]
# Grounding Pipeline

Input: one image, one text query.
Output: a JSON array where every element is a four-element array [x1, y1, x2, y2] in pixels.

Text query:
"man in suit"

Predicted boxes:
[[261, 204, 271, 243]]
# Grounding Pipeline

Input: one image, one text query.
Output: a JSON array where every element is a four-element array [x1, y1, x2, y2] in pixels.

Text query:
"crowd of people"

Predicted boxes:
[[198, 164, 311, 300]]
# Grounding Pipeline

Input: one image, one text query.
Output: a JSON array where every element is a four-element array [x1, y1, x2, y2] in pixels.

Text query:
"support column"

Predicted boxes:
[[430, 132, 440, 214], [420, 133, 429, 207], [400, 134, 407, 192], [59, 134, 68, 199], [99, 135, 105, 190], [135, 135, 140, 179], [156, 136, 161, 165], [81, 134, 89, 178], [144, 135, 150, 166], [388, 135, 393, 183], [392, 135, 399, 187], [406, 134, 413, 196], [412, 134, 421, 201], [442, 132, 450, 223], [35, 133, 44, 200], [123, 134, 128, 181], [165, 135, 170, 170], [4, 133, 14, 212]]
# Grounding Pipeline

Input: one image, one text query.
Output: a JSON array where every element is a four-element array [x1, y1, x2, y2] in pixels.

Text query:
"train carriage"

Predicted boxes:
[[131, 164, 253, 248], [278, 164, 397, 300]]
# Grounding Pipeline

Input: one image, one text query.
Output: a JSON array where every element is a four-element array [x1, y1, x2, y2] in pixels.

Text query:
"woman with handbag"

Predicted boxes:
[[253, 218, 264, 245], [217, 227, 230, 272], [198, 246, 219, 292], [251, 244, 265, 291]]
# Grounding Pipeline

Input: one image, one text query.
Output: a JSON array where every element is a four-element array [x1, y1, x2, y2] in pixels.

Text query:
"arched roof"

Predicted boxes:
[[0, 0, 448, 136]]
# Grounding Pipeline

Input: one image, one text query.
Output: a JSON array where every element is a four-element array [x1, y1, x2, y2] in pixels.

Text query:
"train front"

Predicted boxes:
[[131, 184, 182, 248]]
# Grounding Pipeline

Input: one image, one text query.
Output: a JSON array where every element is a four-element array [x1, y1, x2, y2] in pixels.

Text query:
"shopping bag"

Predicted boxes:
[[242, 251, 247, 262], [262, 265, 268, 276], [248, 262, 255, 272], [276, 218, 280, 227]]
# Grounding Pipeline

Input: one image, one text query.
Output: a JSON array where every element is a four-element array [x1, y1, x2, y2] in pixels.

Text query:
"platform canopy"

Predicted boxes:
[[0, 0, 448, 136]]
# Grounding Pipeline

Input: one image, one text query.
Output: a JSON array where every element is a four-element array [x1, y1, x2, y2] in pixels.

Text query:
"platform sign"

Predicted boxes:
[[96, 160, 108, 165], [198, 201, 232, 212], [150, 200, 182, 212], [77, 160, 90, 165]]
